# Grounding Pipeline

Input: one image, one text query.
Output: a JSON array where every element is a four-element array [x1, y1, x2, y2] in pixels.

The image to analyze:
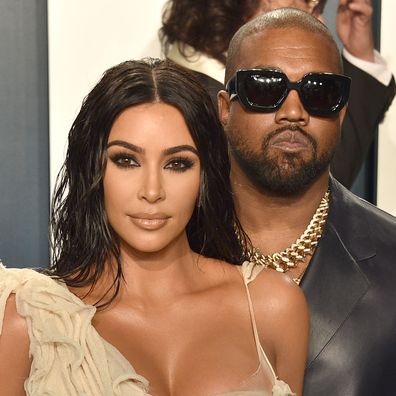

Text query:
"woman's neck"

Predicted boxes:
[[112, 233, 204, 308]]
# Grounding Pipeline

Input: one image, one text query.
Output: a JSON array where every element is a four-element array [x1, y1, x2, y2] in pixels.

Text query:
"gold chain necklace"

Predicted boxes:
[[238, 190, 330, 284]]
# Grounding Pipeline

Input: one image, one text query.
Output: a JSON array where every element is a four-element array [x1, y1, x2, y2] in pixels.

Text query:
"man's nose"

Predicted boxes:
[[274, 89, 309, 125]]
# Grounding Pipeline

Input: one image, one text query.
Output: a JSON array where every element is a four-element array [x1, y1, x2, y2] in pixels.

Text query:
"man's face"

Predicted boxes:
[[219, 27, 346, 195]]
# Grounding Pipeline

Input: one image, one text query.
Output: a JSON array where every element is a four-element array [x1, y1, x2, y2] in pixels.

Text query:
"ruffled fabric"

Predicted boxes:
[[0, 265, 150, 396]]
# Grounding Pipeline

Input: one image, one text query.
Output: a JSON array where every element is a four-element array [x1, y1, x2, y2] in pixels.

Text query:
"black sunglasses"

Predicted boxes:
[[226, 69, 351, 117]]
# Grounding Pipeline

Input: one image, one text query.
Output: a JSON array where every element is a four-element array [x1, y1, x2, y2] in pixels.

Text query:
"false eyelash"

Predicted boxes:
[[164, 156, 196, 172]]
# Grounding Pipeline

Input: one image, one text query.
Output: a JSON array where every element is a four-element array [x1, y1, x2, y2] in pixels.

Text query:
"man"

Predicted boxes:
[[218, 8, 396, 396], [161, 0, 395, 188]]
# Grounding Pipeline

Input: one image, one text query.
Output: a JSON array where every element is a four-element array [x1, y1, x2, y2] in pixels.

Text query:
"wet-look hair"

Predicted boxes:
[[50, 58, 248, 308]]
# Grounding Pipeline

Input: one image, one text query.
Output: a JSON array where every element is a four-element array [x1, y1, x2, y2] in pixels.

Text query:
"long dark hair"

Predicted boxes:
[[50, 58, 247, 307], [160, 0, 259, 65]]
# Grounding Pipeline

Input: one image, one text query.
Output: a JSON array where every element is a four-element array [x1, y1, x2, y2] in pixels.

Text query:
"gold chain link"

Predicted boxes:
[[238, 190, 330, 281]]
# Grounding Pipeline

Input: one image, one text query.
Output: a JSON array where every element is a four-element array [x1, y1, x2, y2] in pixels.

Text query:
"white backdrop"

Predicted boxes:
[[49, 1, 396, 215], [48, 0, 167, 190]]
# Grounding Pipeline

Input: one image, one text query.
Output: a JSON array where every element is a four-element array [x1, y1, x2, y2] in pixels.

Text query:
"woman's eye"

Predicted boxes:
[[165, 157, 194, 172], [110, 153, 139, 168]]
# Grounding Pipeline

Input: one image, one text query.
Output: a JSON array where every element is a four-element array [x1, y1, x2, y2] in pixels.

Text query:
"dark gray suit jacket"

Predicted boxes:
[[331, 59, 396, 188], [301, 177, 396, 395]]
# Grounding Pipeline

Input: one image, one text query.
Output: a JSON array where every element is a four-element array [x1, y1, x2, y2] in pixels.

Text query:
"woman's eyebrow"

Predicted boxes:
[[163, 145, 198, 156], [107, 140, 144, 153], [107, 141, 198, 156]]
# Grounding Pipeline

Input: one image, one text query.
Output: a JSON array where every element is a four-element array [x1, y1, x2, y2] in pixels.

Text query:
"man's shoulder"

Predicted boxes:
[[330, 178, 396, 239], [348, 189, 395, 222]]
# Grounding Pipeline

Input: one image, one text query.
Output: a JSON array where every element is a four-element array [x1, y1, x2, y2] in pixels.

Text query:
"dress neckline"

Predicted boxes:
[[56, 264, 281, 395]]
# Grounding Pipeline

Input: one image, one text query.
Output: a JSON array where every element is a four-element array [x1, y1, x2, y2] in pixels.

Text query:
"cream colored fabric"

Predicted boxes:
[[0, 263, 293, 395], [0, 265, 149, 395], [167, 42, 225, 84]]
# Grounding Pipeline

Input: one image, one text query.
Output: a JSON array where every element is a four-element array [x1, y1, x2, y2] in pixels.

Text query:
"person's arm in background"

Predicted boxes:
[[327, 0, 396, 188]]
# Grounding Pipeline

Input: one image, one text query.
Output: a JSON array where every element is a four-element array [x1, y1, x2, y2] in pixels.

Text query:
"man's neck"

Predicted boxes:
[[231, 162, 330, 256]]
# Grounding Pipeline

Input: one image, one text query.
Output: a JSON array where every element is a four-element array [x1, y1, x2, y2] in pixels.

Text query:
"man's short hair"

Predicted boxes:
[[225, 8, 342, 83]]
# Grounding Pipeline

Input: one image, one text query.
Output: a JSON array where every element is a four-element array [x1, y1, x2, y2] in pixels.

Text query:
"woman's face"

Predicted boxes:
[[103, 102, 201, 256]]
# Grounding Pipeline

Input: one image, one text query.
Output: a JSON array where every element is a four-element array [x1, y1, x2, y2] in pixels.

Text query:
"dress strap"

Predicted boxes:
[[240, 261, 267, 285], [239, 262, 277, 381]]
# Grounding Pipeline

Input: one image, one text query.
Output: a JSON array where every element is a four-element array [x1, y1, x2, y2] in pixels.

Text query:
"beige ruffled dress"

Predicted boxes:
[[0, 263, 294, 395]]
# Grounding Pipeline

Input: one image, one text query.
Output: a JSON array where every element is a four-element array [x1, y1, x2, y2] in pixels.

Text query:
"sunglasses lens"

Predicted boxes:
[[231, 69, 349, 116], [242, 73, 287, 109], [301, 75, 345, 115]]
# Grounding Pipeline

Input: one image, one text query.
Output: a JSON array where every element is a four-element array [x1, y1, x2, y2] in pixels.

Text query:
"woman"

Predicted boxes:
[[0, 58, 308, 395]]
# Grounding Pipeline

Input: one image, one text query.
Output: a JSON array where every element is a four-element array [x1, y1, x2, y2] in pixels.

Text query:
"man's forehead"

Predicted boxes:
[[240, 27, 319, 52], [235, 28, 338, 73]]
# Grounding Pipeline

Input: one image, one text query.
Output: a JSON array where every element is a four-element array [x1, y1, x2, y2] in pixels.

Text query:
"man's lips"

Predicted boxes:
[[269, 130, 312, 152]]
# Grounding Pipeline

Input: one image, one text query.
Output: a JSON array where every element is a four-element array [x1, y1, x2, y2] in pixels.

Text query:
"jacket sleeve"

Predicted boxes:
[[330, 57, 396, 188]]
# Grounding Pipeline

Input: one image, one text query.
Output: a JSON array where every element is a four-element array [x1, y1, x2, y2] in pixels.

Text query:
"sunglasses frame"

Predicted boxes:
[[226, 68, 351, 117]]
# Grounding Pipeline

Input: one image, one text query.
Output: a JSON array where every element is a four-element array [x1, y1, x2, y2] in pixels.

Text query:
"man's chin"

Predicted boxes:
[[270, 150, 314, 168], [231, 144, 332, 195], [254, 176, 312, 196], [248, 163, 325, 196]]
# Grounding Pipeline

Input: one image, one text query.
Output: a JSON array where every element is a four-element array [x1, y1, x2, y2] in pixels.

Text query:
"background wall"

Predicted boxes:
[[0, 0, 49, 268], [378, 0, 396, 215], [48, 0, 166, 191]]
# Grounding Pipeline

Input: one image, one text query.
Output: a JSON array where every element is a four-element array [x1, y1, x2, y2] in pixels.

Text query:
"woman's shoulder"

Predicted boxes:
[[0, 264, 148, 395], [243, 262, 309, 386], [0, 264, 95, 326], [0, 264, 52, 310], [0, 291, 31, 395], [1, 263, 52, 287], [1, 264, 61, 300], [241, 261, 307, 323]]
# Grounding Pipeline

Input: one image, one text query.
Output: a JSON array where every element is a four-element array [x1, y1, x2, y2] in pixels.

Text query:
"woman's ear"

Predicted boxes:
[[218, 90, 231, 128]]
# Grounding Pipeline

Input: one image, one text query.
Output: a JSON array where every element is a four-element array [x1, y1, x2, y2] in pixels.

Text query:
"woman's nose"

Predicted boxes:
[[137, 169, 165, 203]]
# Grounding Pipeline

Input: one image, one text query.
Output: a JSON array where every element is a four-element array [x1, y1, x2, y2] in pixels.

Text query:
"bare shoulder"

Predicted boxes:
[[249, 268, 305, 303], [0, 294, 31, 395], [249, 267, 307, 314], [0, 294, 29, 339], [249, 268, 309, 393]]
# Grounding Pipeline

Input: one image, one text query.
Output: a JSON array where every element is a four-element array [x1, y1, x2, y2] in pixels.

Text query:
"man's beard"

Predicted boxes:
[[227, 125, 337, 196]]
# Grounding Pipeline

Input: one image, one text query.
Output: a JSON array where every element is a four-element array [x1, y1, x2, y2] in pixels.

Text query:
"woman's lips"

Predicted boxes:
[[129, 214, 170, 230]]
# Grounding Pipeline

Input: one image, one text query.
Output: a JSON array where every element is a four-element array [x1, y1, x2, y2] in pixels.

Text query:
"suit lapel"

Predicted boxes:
[[300, 184, 372, 366]]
